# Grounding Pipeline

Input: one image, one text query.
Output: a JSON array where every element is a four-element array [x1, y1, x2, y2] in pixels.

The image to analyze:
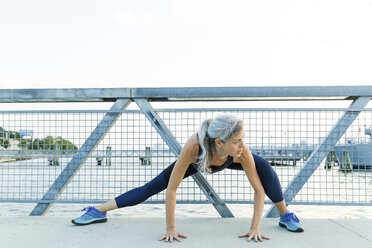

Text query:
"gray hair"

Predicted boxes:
[[196, 114, 243, 174]]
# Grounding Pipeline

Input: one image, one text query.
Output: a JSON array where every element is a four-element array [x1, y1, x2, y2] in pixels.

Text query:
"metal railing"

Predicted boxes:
[[0, 87, 371, 217]]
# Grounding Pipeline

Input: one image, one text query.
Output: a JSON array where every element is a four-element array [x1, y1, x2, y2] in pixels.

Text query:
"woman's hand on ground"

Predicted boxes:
[[159, 228, 188, 243], [238, 228, 270, 242]]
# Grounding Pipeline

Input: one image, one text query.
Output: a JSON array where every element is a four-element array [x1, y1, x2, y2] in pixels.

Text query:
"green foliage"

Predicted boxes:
[[1, 139, 10, 149], [8, 131, 21, 139], [55, 136, 78, 151], [0, 126, 77, 151], [30, 139, 41, 150], [0, 127, 5, 138], [43, 136, 55, 150], [29, 136, 77, 151], [19, 138, 31, 149]]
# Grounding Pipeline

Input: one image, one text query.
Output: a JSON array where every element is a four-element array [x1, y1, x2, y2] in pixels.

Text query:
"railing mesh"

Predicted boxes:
[[0, 109, 371, 206]]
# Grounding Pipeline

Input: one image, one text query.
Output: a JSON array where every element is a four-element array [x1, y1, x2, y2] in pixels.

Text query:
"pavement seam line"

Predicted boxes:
[[328, 219, 372, 244]]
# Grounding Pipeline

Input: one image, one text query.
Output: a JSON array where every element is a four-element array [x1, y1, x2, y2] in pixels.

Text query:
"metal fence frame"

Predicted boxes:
[[1, 86, 371, 217]]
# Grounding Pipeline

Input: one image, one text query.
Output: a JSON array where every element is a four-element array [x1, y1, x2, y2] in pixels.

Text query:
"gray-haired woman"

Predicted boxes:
[[72, 114, 304, 242]]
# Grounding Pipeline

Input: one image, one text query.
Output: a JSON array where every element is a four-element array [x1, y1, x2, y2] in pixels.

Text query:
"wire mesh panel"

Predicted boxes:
[[0, 108, 371, 206], [159, 109, 372, 205], [61, 111, 182, 203]]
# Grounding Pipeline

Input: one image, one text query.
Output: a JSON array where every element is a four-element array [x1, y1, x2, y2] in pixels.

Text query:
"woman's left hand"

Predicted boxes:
[[238, 228, 270, 242]]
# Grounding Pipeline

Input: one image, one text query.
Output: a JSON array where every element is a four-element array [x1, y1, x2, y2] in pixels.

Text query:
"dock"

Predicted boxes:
[[1, 217, 371, 248]]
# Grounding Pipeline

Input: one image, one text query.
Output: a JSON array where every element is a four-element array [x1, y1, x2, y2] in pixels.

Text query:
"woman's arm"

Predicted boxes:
[[160, 134, 198, 242], [237, 144, 269, 242]]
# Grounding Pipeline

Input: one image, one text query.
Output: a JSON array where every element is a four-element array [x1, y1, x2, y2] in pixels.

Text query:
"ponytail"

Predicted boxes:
[[197, 119, 214, 174]]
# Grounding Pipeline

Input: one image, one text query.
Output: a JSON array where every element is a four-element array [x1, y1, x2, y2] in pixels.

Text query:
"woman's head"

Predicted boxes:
[[197, 114, 244, 173]]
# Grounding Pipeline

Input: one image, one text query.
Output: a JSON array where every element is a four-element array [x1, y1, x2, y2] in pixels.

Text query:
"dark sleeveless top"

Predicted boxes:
[[196, 133, 234, 173], [160, 133, 236, 183]]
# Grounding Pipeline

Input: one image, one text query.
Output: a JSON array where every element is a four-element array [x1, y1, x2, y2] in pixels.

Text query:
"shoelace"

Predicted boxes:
[[81, 206, 93, 216], [284, 212, 299, 223]]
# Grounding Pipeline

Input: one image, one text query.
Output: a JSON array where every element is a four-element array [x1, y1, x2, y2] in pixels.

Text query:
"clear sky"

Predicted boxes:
[[1, 0, 372, 90]]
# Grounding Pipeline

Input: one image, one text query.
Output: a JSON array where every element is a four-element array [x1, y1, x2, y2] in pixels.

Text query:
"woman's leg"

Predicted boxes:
[[72, 161, 198, 225], [96, 199, 118, 212], [98, 161, 198, 211], [227, 153, 287, 214], [273, 201, 287, 215], [251, 154, 288, 215], [228, 153, 303, 232]]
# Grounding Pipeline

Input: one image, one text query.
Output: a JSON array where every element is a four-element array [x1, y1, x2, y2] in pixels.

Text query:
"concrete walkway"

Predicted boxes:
[[1, 217, 372, 248]]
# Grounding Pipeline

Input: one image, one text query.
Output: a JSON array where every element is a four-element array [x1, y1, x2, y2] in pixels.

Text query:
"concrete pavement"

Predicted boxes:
[[1, 217, 372, 248]]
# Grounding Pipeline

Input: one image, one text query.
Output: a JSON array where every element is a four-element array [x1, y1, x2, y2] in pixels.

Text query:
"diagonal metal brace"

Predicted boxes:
[[265, 97, 371, 217], [30, 99, 131, 216], [135, 98, 234, 218]]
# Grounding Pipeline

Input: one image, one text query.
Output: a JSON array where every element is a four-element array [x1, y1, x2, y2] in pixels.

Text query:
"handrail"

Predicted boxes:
[[1, 86, 372, 102]]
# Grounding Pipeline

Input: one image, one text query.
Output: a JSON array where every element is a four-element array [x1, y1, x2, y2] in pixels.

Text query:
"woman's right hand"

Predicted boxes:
[[159, 228, 188, 243]]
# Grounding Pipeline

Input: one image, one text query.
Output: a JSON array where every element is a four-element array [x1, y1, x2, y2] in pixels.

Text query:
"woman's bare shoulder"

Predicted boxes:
[[233, 144, 250, 163], [181, 133, 199, 162]]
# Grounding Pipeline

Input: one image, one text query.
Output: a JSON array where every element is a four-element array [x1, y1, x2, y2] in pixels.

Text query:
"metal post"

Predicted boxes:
[[30, 99, 131, 216], [135, 98, 234, 218], [265, 97, 371, 217]]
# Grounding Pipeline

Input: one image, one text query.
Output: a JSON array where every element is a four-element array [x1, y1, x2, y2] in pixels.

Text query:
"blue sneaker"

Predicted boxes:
[[71, 206, 107, 225], [279, 211, 304, 232]]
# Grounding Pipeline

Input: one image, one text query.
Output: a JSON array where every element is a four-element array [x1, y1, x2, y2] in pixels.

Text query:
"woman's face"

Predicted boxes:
[[217, 129, 245, 157]]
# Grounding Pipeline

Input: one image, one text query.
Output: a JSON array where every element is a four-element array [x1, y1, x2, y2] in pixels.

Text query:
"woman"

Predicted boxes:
[[72, 114, 304, 242]]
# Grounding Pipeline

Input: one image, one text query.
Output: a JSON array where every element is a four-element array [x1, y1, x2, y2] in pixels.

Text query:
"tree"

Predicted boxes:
[[8, 131, 21, 139], [19, 138, 31, 149], [0, 127, 6, 138], [2, 139, 10, 149], [55, 137, 78, 151], [31, 139, 42, 150], [43, 136, 55, 150], [28, 136, 77, 151]]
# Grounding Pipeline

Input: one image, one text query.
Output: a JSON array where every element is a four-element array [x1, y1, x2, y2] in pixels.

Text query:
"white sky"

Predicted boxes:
[[1, 0, 372, 90]]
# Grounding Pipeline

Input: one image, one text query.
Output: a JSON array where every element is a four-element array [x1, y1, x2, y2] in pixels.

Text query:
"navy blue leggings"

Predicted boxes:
[[115, 153, 284, 208]]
